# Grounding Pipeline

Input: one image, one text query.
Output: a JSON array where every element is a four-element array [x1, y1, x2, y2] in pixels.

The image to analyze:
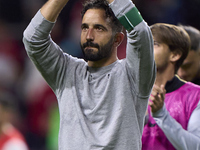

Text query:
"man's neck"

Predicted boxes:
[[155, 69, 175, 87]]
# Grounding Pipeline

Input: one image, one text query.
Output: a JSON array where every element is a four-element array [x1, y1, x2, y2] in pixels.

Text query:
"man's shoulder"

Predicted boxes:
[[178, 82, 200, 98], [184, 82, 200, 91], [167, 81, 200, 96]]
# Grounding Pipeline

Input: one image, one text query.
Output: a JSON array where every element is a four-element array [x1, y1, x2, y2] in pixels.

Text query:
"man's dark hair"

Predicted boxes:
[[81, 0, 123, 33], [150, 23, 191, 73], [178, 25, 200, 52]]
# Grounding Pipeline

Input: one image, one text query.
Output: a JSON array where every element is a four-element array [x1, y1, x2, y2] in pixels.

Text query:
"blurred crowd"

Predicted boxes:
[[0, 0, 200, 150]]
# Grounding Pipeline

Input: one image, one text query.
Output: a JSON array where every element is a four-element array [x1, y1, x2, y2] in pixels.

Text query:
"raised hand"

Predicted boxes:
[[149, 84, 166, 113], [41, 0, 69, 22]]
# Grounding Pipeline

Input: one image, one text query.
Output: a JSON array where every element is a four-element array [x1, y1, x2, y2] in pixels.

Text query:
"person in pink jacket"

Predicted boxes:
[[142, 23, 200, 150]]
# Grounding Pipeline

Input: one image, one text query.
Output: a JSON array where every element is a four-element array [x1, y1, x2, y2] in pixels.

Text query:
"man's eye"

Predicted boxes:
[[81, 26, 88, 31], [96, 27, 103, 31], [154, 42, 159, 46]]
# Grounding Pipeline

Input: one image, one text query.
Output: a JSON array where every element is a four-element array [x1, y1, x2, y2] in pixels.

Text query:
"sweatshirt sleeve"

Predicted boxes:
[[153, 102, 200, 150], [109, 0, 156, 98], [23, 10, 75, 92]]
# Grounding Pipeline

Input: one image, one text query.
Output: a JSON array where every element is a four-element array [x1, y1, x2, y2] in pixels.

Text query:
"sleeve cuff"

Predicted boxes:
[[109, 0, 143, 31], [118, 7, 143, 31], [152, 104, 167, 118]]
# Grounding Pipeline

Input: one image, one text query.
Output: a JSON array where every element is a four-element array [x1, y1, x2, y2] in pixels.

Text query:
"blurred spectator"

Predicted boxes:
[[0, 16, 27, 141], [21, 59, 57, 150], [177, 25, 200, 84], [0, 19, 24, 89], [0, 91, 29, 150]]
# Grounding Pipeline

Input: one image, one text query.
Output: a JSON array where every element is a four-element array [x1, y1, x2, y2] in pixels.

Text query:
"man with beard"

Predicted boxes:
[[142, 23, 200, 150], [23, 0, 156, 149]]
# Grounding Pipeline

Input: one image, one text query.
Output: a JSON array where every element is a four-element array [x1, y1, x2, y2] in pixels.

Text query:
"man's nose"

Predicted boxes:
[[86, 28, 94, 41]]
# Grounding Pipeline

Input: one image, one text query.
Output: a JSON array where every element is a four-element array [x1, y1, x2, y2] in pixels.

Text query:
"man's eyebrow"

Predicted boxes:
[[81, 23, 108, 31], [94, 24, 108, 31], [81, 23, 88, 28]]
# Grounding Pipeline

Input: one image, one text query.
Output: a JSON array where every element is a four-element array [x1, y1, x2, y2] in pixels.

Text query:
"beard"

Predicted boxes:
[[80, 37, 114, 61]]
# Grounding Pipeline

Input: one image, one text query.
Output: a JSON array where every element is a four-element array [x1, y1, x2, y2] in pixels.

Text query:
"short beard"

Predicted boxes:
[[80, 37, 114, 61]]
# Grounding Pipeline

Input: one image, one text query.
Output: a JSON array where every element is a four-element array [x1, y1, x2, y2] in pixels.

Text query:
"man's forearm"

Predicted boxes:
[[153, 105, 200, 150], [41, 0, 69, 22]]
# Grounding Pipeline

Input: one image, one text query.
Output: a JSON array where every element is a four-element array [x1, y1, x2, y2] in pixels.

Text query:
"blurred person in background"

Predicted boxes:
[[142, 23, 200, 150], [0, 91, 29, 150], [0, 19, 23, 90], [21, 58, 58, 150], [0, 15, 29, 150], [177, 25, 200, 85]]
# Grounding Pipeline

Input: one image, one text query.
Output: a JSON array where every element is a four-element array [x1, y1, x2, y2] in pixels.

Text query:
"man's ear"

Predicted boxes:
[[170, 50, 182, 63], [113, 32, 124, 47]]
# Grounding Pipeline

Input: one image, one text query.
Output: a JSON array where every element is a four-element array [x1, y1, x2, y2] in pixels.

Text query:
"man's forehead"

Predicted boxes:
[[82, 9, 111, 25], [83, 8, 109, 20]]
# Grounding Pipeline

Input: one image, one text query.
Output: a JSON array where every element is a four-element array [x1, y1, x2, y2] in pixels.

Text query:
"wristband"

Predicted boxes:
[[119, 7, 143, 31]]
